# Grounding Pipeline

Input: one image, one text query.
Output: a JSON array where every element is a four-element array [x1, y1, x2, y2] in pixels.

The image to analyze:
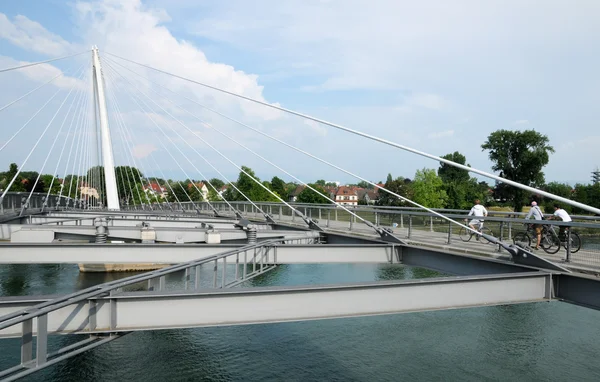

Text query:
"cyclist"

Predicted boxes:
[[550, 204, 572, 239], [466, 199, 488, 239], [525, 201, 544, 250]]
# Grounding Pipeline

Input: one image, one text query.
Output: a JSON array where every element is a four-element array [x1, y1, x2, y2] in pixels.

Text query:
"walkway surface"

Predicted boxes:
[[239, 210, 600, 274]]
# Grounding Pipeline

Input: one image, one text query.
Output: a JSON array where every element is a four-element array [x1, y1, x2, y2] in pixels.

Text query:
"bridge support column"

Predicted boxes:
[[92, 47, 120, 210]]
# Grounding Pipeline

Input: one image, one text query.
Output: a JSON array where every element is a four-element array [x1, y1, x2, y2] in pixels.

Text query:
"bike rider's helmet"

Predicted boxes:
[[531, 201, 537, 206]]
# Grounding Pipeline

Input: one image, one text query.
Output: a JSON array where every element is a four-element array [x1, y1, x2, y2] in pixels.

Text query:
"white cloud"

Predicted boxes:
[[72, 0, 282, 122], [181, 0, 600, 92], [427, 130, 454, 139], [0, 14, 74, 56], [0, 56, 87, 90], [514, 119, 529, 125], [132, 143, 157, 158], [304, 120, 327, 136], [395, 93, 449, 113]]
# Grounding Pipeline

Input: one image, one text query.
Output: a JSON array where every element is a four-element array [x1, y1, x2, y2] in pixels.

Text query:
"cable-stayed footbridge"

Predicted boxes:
[[0, 48, 599, 381]]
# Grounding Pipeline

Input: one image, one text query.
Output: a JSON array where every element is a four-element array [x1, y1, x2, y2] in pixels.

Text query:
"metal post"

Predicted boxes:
[[430, 216, 433, 232], [498, 222, 504, 253], [213, 259, 218, 288], [447, 220, 452, 244], [565, 228, 572, 263], [21, 319, 33, 365], [92, 47, 120, 210], [407, 215, 412, 239], [400, 213, 404, 229], [36, 314, 48, 365], [195, 265, 201, 288], [327, 210, 330, 227], [508, 221, 512, 241], [335, 208, 338, 221], [279, 206, 282, 220], [221, 256, 227, 288]]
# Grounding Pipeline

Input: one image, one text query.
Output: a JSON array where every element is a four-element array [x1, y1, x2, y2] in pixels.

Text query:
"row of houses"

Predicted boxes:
[[289, 184, 383, 206], [143, 181, 384, 206]]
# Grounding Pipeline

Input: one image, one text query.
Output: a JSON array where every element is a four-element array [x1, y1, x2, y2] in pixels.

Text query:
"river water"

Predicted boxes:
[[1, 263, 600, 381]]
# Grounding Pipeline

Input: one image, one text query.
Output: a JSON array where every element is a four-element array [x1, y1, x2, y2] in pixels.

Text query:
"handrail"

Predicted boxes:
[[0, 238, 293, 330]]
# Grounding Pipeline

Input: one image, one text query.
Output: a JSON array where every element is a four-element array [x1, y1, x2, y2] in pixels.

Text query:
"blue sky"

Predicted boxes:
[[1, 0, 599, 187]]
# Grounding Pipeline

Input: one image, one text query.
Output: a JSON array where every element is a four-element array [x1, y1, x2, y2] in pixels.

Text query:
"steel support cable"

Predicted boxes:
[[76, 80, 96, 208], [105, 57, 511, 237], [66, 82, 91, 207], [106, 69, 205, 213], [45, 70, 89, 208], [0, 87, 63, 154], [111, 111, 156, 209], [103, 64, 225, 215], [0, 50, 90, 74], [1, 64, 87, 202], [58, 83, 89, 207], [0, 73, 63, 114], [60, 85, 90, 207], [113, 62, 379, 232], [105, 53, 600, 216], [74, 88, 93, 208], [107, 100, 137, 208], [103, 65, 238, 217], [103, 62, 252, 217], [104, 62, 304, 224], [103, 71, 168, 210], [26, 66, 88, 208]]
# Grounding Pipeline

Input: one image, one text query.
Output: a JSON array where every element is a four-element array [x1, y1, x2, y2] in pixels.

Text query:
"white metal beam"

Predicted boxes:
[[0, 272, 552, 338], [92, 47, 119, 210], [0, 243, 395, 264]]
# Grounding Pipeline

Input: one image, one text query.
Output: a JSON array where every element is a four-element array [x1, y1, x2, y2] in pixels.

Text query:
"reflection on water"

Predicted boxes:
[[1, 263, 600, 381]]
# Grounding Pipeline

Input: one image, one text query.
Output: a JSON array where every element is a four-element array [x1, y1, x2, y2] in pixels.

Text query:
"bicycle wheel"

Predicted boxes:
[[458, 227, 472, 242], [563, 231, 582, 253], [541, 232, 560, 254], [513, 232, 531, 248], [479, 226, 494, 244]]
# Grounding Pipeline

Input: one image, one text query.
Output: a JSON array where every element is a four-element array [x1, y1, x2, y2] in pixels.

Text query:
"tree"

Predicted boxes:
[[438, 151, 470, 183], [356, 180, 373, 189], [208, 178, 224, 190], [1, 163, 26, 192], [412, 168, 447, 208], [315, 179, 326, 186], [482, 129, 554, 212], [227, 166, 278, 202], [541, 182, 573, 213], [437, 152, 485, 209], [572, 183, 600, 213], [296, 184, 330, 204], [377, 176, 413, 207], [271, 176, 286, 198]]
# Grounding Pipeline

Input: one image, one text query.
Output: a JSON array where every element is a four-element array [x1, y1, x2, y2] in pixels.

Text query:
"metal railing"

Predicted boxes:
[[0, 237, 303, 381], [178, 201, 600, 268]]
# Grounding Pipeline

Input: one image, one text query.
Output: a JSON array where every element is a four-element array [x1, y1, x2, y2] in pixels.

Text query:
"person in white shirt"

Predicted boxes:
[[551, 204, 572, 238], [466, 199, 488, 235], [525, 201, 544, 249]]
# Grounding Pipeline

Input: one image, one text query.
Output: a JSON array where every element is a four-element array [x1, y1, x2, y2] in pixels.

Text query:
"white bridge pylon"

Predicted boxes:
[[92, 46, 120, 210]]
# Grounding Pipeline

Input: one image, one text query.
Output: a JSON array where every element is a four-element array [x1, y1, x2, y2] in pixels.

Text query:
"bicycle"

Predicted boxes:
[[458, 221, 494, 244], [513, 224, 581, 254]]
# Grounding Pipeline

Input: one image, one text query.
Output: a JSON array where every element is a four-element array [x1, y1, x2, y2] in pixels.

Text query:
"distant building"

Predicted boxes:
[[187, 182, 209, 200], [144, 182, 168, 199], [288, 185, 305, 202], [334, 186, 358, 206]]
